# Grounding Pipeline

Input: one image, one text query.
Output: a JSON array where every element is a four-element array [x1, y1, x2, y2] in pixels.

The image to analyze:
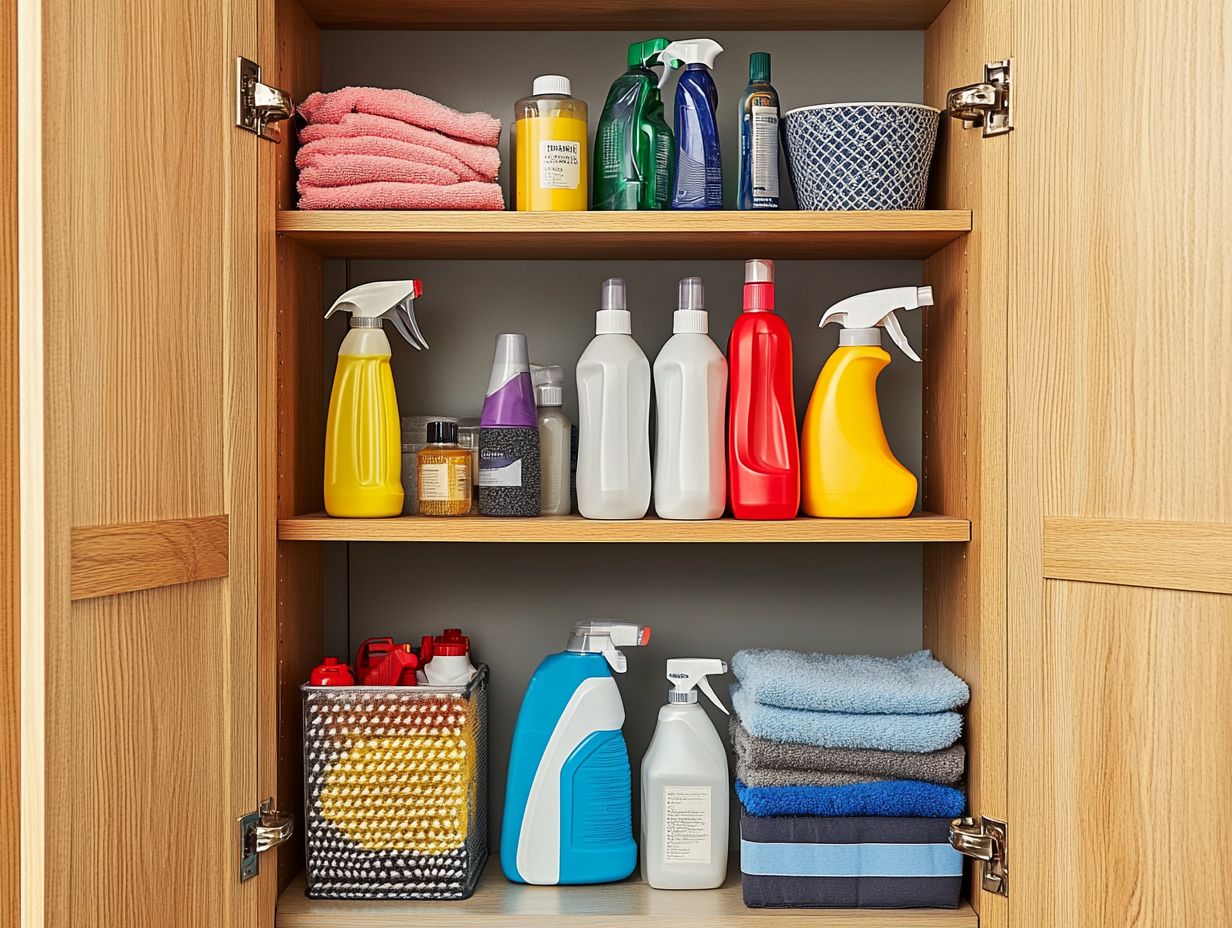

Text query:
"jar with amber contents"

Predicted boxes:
[[417, 420, 472, 516]]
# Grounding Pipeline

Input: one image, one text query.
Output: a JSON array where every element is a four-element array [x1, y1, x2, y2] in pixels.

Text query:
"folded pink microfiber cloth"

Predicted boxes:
[[296, 135, 484, 182], [297, 181, 504, 211], [298, 87, 501, 147], [298, 154, 458, 189], [298, 113, 500, 179]]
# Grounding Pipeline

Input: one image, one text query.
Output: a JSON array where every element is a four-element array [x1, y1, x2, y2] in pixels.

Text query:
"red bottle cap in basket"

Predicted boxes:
[[432, 628, 470, 657], [309, 657, 356, 686], [355, 636, 397, 678], [362, 646, 420, 686]]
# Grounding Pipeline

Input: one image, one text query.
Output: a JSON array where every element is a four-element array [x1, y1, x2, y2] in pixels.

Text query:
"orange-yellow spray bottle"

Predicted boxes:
[[801, 285, 933, 518], [323, 280, 427, 517]]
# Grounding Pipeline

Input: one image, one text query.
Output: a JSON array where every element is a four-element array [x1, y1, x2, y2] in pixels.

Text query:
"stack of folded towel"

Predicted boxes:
[[296, 87, 504, 211], [731, 649, 969, 909]]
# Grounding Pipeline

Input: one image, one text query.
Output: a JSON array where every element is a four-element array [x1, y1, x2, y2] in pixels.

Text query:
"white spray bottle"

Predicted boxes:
[[640, 658, 730, 890], [323, 280, 427, 517]]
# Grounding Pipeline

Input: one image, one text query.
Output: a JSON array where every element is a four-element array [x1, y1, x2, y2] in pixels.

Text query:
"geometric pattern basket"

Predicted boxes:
[[301, 666, 488, 900], [783, 103, 941, 210]]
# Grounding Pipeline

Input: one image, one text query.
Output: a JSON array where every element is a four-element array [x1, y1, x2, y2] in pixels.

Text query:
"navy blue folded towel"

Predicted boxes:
[[735, 779, 966, 818]]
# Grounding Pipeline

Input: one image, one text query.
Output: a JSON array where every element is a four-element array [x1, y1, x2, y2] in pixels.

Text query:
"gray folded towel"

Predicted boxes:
[[731, 720, 966, 785], [736, 762, 885, 788]]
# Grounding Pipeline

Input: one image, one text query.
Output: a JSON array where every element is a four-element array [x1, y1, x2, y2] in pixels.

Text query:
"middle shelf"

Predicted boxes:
[[278, 512, 970, 543], [275, 209, 972, 260]]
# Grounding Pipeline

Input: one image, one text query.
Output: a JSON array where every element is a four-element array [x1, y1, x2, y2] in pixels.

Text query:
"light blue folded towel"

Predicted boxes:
[[732, 684, 962, 753], [732, 649, 969, 714]]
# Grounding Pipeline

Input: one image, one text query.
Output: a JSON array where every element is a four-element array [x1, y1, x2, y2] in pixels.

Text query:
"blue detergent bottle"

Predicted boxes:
[[659, 39, 724, 209], [501, 620, 652, 885]]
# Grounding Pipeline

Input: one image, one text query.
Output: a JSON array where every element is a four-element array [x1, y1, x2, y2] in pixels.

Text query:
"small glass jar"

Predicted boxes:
[[417, 420, 473, 516]]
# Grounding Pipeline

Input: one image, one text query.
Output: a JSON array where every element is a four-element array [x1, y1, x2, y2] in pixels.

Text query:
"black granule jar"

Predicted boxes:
[[478, 427, 541, 516]]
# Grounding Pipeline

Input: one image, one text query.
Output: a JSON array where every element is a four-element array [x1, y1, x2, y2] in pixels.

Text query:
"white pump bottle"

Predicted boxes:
[[640, 658, 730, 890]]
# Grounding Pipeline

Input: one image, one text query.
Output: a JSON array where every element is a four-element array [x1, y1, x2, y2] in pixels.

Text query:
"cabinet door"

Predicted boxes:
[[1008, 0, 1231, 924], [23, 0, 263, 924]]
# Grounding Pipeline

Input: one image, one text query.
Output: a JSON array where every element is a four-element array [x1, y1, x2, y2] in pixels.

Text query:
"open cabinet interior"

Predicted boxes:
[[261, 0, 1004, 925]]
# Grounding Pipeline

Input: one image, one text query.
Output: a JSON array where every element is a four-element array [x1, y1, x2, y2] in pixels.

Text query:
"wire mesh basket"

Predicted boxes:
[[301, 666, 488, 899]]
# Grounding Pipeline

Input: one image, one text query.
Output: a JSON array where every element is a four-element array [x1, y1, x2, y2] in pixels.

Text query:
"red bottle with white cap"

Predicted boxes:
[[417, 628, 478, 685], [727, 259, 800, 519]]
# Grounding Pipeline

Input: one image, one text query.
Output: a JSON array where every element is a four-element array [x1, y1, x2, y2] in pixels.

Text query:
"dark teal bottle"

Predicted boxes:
[[738, 52, 781, 210]]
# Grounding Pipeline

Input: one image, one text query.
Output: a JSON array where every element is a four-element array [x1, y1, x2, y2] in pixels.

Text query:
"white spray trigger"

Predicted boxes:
[[657, 38, 723, 88], [325, 280, 428, 349], [818, 285, 933, 363], [566, 620, 652, 675], [666, 658, 729, 713]]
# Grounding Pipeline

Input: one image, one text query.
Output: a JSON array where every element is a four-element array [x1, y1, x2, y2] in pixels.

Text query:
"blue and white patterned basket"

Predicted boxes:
[[783, 103, 940, 210]]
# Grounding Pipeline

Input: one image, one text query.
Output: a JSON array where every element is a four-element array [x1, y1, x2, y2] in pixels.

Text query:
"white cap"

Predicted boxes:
[[486, 333, 531, 394], [674, 277, 708, 334], [666, 658, 729, 712], [597, 277, 631, 335], [745, 259, 774, 283], [532, 363, 565, 406], [533, 75, 571, 96]]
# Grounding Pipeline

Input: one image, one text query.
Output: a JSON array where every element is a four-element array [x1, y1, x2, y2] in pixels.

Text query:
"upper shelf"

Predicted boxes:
[[298, 0, 952, 31], [276, 210, 972, 260]]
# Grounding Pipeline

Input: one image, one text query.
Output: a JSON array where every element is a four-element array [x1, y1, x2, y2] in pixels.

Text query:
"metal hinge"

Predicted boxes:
[[946, 59, 1013, 137], [238, 799, 294, 881], [236, 57, 293, 142], [950, 815, 1008, 896]]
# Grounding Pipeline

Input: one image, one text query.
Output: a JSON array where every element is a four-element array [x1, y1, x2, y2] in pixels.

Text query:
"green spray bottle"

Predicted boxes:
[[593, 38, 679, 210]]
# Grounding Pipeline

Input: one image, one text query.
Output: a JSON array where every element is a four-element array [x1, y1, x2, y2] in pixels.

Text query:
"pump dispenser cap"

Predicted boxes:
[[750, 51, 771, 82], [531, 363, 565, 406], [532, 74, 571, 96], [597, 277, 632, 335], [566, 620, 652, 673], [673, 276, 708, 334]]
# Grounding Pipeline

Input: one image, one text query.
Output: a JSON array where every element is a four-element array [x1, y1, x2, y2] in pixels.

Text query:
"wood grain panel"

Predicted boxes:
[[261, 0, 323, 903], [278, 512, 971, 543], [296, 0, 952, 31], [277, 870, 977, 928], [69, 516, 230, 600], [277, 210, 972, 260], [1007, 0, 1231, 924], [39, 0, 259, 923], [1015, 582, 1232, 925], [1044, 517, 1232, 594], [921, 1, 1010, 925], [1, 0, 18, 917]]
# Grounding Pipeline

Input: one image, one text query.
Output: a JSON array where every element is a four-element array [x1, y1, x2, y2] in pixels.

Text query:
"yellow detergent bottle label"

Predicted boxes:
[[324, 353, 404, 517], [801, 346, 918, 518], [515, 116, 588, 211]]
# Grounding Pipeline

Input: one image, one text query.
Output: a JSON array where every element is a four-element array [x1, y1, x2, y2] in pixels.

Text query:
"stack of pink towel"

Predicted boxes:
[[296, 87, 504, 210]]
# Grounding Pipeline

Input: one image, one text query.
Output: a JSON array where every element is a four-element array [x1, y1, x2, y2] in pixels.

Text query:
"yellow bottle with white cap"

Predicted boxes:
[[513, 75, 589, 211], [801, 286, 933, 518]]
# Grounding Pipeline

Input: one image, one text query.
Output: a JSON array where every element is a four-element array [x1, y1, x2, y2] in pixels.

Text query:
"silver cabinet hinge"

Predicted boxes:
[[239, 798, 294, 881], [946, 59, 1013, 137], [950, 815, 1008, 896], [236, 57, 293, 142]]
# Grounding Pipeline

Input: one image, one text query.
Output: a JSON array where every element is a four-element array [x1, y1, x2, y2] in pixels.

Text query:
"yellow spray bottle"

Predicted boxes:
[[801, 285, 933, 518], [323, 280, 427, 517]]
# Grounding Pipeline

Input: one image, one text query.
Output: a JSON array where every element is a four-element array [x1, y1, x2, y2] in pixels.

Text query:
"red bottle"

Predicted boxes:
[[727, 259, 800, 519], [309, 657, 356, 686]]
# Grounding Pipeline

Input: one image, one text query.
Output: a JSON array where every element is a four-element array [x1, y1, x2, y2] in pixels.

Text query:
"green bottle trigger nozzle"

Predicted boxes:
[[325, 280, 429, 349], [818, 285, 933, 362], [666, 658, 729, 713]]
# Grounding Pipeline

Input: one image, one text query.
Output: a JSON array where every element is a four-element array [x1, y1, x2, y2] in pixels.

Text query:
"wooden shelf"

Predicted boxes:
[[275, 210, 971, 260], [277, 869, 977, 927], [298, 0, 953, 31], [277, 512, 971, 543]]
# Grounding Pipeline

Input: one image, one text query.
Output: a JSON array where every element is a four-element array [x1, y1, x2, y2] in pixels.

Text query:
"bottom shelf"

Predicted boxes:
[[276, 865, 977, 928]]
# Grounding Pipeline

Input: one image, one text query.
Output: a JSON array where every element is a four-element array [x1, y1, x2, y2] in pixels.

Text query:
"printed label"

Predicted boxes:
[[662, 785, 711, 864], [478, 452, 523, 488], [751, 105, 780, 201], [418, 462, 449, 500], [539, 140, 581, 190]]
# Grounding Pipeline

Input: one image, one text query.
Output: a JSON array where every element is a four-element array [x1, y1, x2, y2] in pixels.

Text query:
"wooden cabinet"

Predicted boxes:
[[7, 0, 1229, 927]]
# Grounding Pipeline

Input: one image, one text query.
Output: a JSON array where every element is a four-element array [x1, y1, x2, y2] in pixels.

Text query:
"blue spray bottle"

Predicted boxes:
[[658, 39, 724, 210], [501, 620, 652, 885]]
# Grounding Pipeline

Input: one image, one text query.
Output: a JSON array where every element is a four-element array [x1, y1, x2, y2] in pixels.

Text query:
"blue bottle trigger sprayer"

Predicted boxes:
[[501, 620, 652, 885], [658, 39, 724, 210]]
